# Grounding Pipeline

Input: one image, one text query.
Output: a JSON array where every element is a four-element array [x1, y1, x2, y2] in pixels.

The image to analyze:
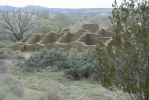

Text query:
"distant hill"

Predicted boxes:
[[0, 5, 112, 15]]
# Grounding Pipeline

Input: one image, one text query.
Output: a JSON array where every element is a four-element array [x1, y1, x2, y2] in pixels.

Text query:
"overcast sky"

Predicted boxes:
[[0, 0, 122, 8]]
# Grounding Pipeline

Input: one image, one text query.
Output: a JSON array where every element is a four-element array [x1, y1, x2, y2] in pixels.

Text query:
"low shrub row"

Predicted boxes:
[[18, 49, 99, 80]]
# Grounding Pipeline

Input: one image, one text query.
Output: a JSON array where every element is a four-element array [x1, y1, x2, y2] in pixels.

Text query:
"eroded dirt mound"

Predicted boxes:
[[9, 24, 113, 52], [59, 32, 82, 43], [40, 32, 59, 44], [65, 41, 96, 52], [97, 29, 113, 37], [8, 42, 25, 50], [19, 43, 44, 52], [79, 33, 99, 45], [27, 34, 41, 44], [45, 42, 67, 50], [21, 36, 29, 42], [81, 24, 99, 33]]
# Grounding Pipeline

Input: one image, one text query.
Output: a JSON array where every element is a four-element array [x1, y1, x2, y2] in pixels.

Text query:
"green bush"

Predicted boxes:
[[0, 48, 12, 59], [0, 48, 25, 59], [65, 49, 98, 80], [18, 49, 98, 80], [0, 40, 13, 48], [18, 49, 71, 71], [97, 0, 149, 100]]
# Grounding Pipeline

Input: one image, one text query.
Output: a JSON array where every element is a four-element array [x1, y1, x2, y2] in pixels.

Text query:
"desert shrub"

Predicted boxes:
[[18, 48, 98, 80], [0, 40, 13, 48], [0, 61, 6, 74], [18, 49, 71, 72], [0, 40, 13, 59], [0, 48, 25, 60], [65, 62, 96, 79], [65, 48, 98, 80], [0, 48, 12, 59]]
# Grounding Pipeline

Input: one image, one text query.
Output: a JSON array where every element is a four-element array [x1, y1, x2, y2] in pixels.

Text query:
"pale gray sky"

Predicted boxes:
[[0, 0, 122, 8]]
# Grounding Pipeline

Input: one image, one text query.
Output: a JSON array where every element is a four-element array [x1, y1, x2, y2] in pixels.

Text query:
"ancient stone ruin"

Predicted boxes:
[[79, 33, 99, 45], [81, 24, 99, 33], [40, 32, 59, 44], [9, 24, 113, 52], [27, 34, 41, 44]]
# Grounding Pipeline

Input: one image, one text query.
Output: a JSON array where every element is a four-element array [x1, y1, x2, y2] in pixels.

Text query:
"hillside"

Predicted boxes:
[[0, 5, 112, 15]]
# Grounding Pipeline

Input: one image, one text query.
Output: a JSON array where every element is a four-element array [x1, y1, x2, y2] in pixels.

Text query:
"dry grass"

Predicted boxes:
[[0, 74, 64, 100], [7, 69, 130, 100]]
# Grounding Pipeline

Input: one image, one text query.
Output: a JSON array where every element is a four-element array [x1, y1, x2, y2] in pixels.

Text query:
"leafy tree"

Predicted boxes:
[[97, 0, 149, 100], [0, 9, 34, 41]]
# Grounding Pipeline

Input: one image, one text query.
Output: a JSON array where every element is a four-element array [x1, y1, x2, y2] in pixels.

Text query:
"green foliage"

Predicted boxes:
[[18, 49, 98, 80], [18, 49, 69, 69], [65, 49, 98, 80], [97, 0, 149, 100], [0, 40, 12, 48], [0, 48, 24, 59], [0, 48, 12, 59]]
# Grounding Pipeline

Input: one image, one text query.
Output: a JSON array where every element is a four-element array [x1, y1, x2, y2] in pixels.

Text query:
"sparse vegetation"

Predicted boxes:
[[0, 0, 138, 99], [17, 49, 98, 80], [0, 75, 24, 100], [18, 49, 69, 71], [0, 75, 64, 100]]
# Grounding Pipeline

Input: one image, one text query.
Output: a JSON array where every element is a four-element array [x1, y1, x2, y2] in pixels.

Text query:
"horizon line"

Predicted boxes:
[[0, 5, 113, 9]]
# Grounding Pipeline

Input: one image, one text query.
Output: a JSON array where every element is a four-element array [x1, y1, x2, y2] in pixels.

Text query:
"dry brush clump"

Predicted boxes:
[[0, 75, 24, 100], [8, 42, 25, 51]]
